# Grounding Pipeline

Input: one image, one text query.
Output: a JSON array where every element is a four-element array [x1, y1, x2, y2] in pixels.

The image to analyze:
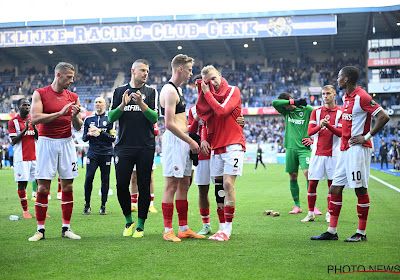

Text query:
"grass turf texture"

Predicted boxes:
[[0, 164, 399, 279]]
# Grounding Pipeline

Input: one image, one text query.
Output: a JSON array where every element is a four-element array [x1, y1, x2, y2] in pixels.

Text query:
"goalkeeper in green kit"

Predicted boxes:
[[272, 93, 316, 214]]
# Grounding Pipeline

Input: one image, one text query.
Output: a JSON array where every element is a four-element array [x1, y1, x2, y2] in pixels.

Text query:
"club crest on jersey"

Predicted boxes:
[[103, 121, 107, 126], [299, 112, 303, 117], [115, 156, 119, 164], [174, 166, 179, 172], [369, 100, 377, 107]]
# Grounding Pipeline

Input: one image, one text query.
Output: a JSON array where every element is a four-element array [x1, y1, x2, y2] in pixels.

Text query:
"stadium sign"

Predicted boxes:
[[368, 58, 400, 67], [368, 82, 400, 93], [0, 15, 336, 47]]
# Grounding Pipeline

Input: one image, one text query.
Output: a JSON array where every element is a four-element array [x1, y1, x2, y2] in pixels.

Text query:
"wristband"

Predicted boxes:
[[364, 132, 372, 141], [289, 99, 294, 105]]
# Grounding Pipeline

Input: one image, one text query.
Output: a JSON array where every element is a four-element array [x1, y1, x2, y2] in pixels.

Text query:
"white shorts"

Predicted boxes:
[[162, 130, 192, 178], [210, 144, 244, 177], [133, 162, 156, 171], [194, 159, 211, 186], [35, 136, 79, 180], [14, 160, 36, 182], [308, 155, 337, 180], [332, 145, 371, 189]]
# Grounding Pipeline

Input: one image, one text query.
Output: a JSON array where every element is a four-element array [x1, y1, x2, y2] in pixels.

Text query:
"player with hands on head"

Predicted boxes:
[[272, 93, 314, 214]]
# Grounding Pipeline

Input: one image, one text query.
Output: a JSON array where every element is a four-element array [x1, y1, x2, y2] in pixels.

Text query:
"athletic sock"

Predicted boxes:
[[217, 207, 225, 224], [35, 192, 49, 226], [327, 180, 332, 212], [224, 206, 235, 223], [61, 191, 73, 226], [150, 193, 155, 207], [199, 208, 210, 224], [125, 214, 133, 225], [136, 218, 145, 231], [57, 178, 61, 193], [131, 193, 138, 204], [18, 189, 28, 211], [162, 202, 174, 230], [357, 193, 370, 232], [307, 180, 318, 212], [328, 194, 342, 234], [290, 180, 300, 207], [176, 200, 188, 230]]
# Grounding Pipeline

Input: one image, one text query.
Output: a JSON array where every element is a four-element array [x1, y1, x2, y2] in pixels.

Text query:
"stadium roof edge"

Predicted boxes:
[[0, 5, 399, 29]]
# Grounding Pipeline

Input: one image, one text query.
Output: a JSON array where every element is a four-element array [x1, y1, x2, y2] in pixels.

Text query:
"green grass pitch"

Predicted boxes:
[[0, 163, 399, 279]]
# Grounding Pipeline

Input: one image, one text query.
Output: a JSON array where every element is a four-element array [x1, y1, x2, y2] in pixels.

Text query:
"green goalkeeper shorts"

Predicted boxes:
[[285, 148, 311, 173]]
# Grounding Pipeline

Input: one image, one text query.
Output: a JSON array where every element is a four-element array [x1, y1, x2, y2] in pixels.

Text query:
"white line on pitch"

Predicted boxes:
[[370, 175, 400, 193]]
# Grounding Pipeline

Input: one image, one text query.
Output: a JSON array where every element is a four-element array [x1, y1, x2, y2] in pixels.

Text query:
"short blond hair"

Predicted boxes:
[[201, 65, 219, 76], [171, 54, 194, 70], [322, 85, 336, 94]]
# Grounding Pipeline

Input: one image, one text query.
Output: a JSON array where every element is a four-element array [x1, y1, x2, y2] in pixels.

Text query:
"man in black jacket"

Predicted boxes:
[[82, 97, 116, 215], [379, 141, 388, 169]]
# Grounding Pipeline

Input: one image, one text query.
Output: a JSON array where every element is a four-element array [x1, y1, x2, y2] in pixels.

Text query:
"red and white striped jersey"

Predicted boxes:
[[309, 106, 342, 157], [8, 114, 36, 162], [341, 86, 382, 151]]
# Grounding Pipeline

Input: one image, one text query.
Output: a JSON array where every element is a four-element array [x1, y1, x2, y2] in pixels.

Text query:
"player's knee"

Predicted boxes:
[[214, 179, 225, 204]]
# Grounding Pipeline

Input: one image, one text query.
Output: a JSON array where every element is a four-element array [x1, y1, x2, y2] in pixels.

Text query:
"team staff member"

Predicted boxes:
[[197, 65, 246, 242], [272, 93, 314, 214], [108, 59, 158, 238], [82, 97, 116, 216], [9, 98, 38, 219], [311, 66, 389, 242], [29, 62, 83, 242], [254, 143, 266, 170], [160, 54, 203, 242], [301, 85, 342, 223]]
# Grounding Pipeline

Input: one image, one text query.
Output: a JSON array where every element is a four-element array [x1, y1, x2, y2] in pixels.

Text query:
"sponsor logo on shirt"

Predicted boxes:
[[124, 104, 141, 111], [288, 117, 305, 125], [25, 130, 35, 136], [342, 113, 353, 121]]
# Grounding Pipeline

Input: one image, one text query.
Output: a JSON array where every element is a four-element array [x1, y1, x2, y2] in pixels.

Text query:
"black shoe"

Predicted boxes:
[[83, 205, 91, 215], [344, 233, 367, 242], [99, 206, 107, 215], [311, 231, 338, 240]]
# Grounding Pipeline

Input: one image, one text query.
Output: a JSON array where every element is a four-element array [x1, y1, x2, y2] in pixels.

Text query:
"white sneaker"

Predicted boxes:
[[28, 230, 44, 242], [62, 228, 81, 239], [325, 212, 331, 223], [301, 214, 315, 222]]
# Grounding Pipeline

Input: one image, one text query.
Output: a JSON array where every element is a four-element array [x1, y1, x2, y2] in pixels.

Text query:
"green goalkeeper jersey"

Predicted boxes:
[[272, 99, 314, 150]]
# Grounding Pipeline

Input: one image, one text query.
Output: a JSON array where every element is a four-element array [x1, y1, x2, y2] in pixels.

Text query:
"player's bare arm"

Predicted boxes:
[[349, 109, 390, 145], [30, 91, 75, 125], [71, 97, 83, 131], [161, 85, 200, 154]]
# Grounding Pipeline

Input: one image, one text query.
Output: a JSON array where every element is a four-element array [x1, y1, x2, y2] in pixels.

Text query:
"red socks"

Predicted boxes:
[[357, 194, 370, 231], [224, 206, 235, 223], [199, 208, 210, 224], [176, 200, 188, 226], [131, 193, 138, 204], [307, 180, 318, 211], [18, 190, 28, 211], [217, 208, 225, 223], [329, 194, 342, 228], [162, 203, 174, 228], [61, 191, 73, 225], [35, 192, 49, 225]]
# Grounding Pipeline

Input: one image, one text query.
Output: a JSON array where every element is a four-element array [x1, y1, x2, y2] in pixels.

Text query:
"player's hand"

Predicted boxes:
[[132, 90, 144, 105], [59, 102, 75, 116], [71, 103, 81, 117], [201, 80, 210, 94], [293, 98, 307, 108], [349, 135, 366, 146], [201, 140, 211, 156], [25, 118, 30, 129], [302, 138, 313, 147], [189, 139, 200, 154], [320, 117, 328, 128], [236, 115, 245, 128], [120, 89, 133, 108]]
